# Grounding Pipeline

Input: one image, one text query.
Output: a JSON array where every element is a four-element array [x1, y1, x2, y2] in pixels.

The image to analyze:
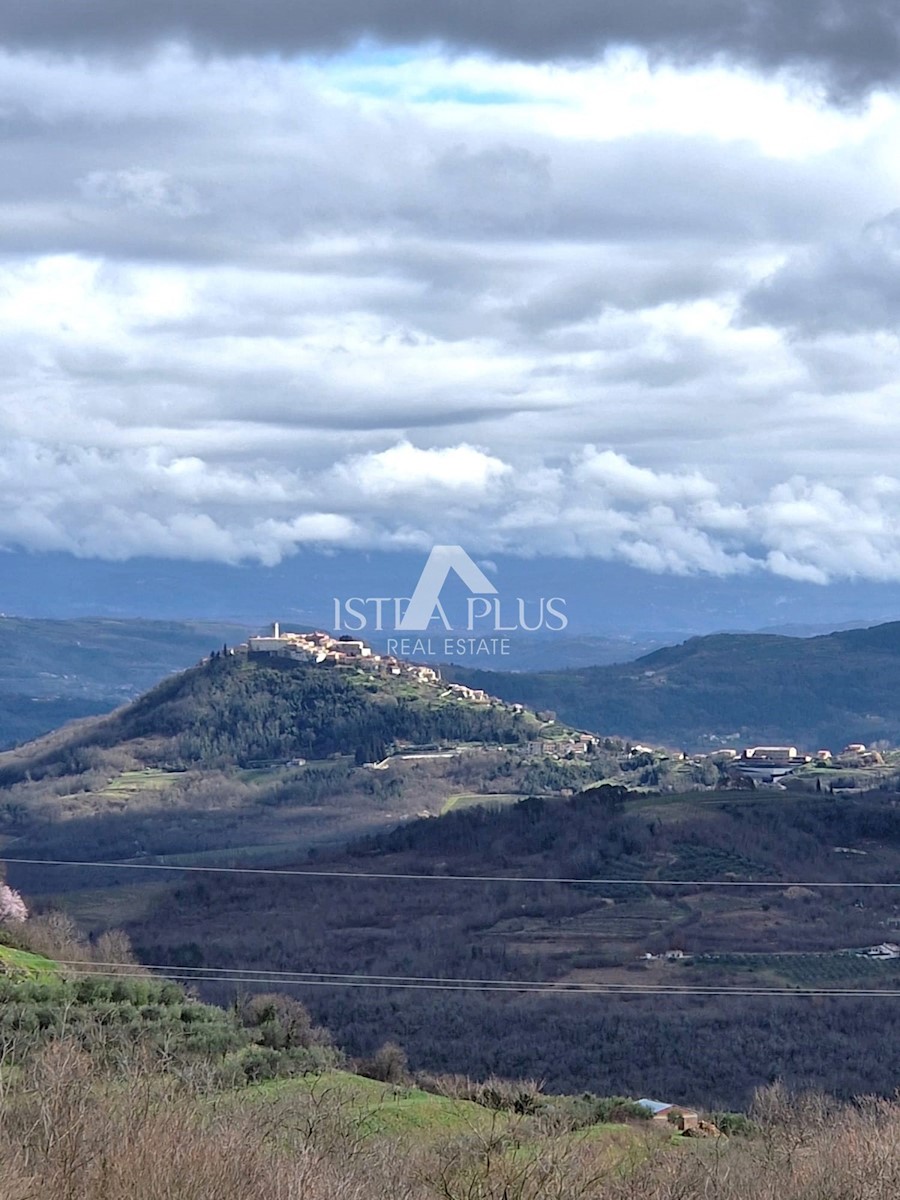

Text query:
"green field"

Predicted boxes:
[[100, 768, 181, 796], [243, 1070, 496, 1138], [237, 1071, 641, 1152], [0, 943, 58, 976], [441, 792, 528, 814]]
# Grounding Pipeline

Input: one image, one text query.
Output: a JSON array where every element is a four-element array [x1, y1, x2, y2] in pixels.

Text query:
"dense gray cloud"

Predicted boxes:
[[0, 83, 865, 267], [3, 43, 900, 582], [6, 1, 900, 95]]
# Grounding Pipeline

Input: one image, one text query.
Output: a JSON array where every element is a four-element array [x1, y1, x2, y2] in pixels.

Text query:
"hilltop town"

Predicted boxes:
[[6, 619, 900, 1134], [222, 622, 601, 764], [238, 622, 487, 701], [216, 624, 900, 788]]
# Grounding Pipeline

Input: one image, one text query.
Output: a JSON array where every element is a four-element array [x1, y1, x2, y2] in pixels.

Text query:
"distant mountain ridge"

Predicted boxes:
[[7, 614, 900, 757], [448, 620, 900, 750]]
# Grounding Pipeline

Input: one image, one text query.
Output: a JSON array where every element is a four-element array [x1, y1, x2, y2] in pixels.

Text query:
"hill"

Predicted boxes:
[[420, 632, 666, 671], [2, 924, 897, 1200], [0, 616, 253, 749], [0, 651, 575, 870], [0, 925, 737, 1200], [0, 653, 541, 783], [448, 621, 900, 750]]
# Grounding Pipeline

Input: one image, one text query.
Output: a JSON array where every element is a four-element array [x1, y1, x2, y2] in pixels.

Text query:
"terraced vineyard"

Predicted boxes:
[[667, 843, 774, 881], [695, 952, 900, 986]]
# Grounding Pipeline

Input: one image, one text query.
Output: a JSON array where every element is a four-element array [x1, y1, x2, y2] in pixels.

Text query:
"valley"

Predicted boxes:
[[0, 616, 253, 749], [3, 628, 900, 1110]]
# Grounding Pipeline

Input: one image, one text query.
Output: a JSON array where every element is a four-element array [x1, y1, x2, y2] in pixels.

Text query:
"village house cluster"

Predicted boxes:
[[856, 942, 900, 961], [245, 623, 375, 665], [523, 732, 596, 758], [695, 743, 887, 783], [237, 623, 493, 700]]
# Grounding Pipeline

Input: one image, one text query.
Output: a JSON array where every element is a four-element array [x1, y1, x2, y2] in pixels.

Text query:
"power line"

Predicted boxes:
[[50, 958, 900, 996], [2, 855, 898, 889], [42, 963, 900, 999]]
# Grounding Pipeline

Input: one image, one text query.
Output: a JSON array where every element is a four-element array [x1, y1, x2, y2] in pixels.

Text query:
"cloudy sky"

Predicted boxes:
[[5, 2, 900, 590]]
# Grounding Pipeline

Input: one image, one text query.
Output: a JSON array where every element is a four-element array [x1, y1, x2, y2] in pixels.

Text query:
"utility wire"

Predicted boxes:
[[44, 964, 900, 999], [2, 855, 897, 889], [50, 958, 900, 996]]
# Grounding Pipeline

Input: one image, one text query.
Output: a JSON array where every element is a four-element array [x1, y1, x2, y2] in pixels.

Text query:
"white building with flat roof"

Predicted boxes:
[[743, 746, 797, 764]]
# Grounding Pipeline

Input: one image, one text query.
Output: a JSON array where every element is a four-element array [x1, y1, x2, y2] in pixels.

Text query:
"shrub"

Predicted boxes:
[[714, 1111, 758, 1137], [239, 993, 331, 1051], [358, 1041, 409, 1085]]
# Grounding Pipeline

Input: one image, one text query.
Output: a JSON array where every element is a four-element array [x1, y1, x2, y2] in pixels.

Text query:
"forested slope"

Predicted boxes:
[[117, 782, 900, 1107], [450, 621, 900, 749], [0, 655, 538, 784]]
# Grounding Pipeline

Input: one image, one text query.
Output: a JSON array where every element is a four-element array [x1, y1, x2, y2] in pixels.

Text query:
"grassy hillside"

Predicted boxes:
[[2, 1006, 896, 1200], [450, 620, 900, 750], [0, 934, 679, 1200], [244, 1070, 500, 1139], [0, 943, 57, 976], [0, 616, 253, 749]]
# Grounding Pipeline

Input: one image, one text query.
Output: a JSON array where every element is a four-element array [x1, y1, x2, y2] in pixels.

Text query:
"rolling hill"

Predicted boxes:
[[449, 620, 900, 750], [89, 778, 900, 1107], [0, 650, 560, 870], [0, 652, 540, 784]]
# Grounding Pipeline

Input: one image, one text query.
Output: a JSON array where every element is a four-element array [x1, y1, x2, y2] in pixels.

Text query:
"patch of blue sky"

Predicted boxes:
[[337, 78, 406, 100], [417, 84, 534, 106], [304, 41, 544, 93], [335, 80, 540, 105], [305, 43, 575, 114]]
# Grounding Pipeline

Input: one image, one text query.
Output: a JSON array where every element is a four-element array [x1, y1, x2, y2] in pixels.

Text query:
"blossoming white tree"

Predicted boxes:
[[0, 883, 28, 924]]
